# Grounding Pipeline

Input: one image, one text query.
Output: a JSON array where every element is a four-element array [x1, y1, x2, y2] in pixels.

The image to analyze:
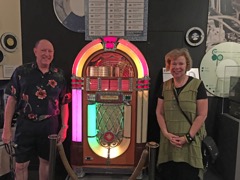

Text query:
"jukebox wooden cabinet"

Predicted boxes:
[[71, 36, 149, 176]]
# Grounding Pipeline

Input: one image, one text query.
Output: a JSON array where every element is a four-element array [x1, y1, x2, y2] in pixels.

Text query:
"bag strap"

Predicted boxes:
[[173, 87, 192, 126]]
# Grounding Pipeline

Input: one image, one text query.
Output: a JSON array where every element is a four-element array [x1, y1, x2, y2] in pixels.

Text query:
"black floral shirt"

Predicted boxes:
[[5, 62, 71, 121]]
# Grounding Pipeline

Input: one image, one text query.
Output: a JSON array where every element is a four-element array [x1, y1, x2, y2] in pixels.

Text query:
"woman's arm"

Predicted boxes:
[[156, 98, 168, 136], [156, 98, 180, 147], [189, 98, 208, 138]]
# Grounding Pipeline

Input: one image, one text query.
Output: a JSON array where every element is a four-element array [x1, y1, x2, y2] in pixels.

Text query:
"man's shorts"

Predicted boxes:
[[14, 116, 59, 163]]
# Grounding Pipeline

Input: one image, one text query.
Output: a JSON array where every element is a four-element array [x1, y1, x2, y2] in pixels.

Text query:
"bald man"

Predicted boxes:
[[2, 39, 71, 180]]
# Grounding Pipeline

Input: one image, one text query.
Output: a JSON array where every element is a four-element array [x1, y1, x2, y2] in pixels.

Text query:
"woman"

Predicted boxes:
[[156, 48, 208, 180]]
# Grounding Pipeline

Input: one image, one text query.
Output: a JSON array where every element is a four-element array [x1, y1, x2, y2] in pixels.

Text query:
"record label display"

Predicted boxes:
[[185, 27, 204, 47], [53, 0, 85, 33], [0, 33, 18, 52], [200, 42, 240, 97]]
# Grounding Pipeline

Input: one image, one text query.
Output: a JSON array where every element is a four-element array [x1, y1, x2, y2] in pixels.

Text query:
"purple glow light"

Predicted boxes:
[[72, 89, 82, 142]]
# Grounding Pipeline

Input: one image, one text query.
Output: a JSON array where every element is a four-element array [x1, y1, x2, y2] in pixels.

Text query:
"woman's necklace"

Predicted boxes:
[[174, 76, 187, 88]]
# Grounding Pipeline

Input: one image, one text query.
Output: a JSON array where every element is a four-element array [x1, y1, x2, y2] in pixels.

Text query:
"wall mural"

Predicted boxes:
[[207, 0, 240, 52]]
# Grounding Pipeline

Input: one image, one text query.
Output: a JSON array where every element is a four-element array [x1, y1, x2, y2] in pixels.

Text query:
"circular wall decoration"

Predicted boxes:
[[200, 42, 240, 97], [0, 33, 18, 53], [53, 0, 85, 33], [0, 50, 4, 62], [186, 27, 204, 46]]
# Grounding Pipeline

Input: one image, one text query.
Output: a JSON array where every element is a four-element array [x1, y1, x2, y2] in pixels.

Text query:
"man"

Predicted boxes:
[[2, 39, 71, 180]]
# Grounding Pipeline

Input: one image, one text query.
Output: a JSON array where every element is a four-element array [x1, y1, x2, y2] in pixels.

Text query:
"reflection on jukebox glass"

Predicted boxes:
[[87, 66, 130, 77], [229, 76, 240, 118], [222, 66, 240, 97], [114, 66, 120, 77]]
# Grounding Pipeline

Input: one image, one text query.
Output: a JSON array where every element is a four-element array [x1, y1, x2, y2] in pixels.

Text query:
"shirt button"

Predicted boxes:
[[42, 76, 44, 78], [37, 105, 39, 107]]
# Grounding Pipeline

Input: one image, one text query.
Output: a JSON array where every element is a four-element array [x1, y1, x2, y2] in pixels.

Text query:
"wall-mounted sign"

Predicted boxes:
[[3, 65, 18, 78], [85, 0, 148, 41], [200, 42, 240, 97]]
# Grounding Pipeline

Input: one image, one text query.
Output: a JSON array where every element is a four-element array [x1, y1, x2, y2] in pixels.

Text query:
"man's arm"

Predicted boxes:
[[58, 103, 69, 143], [61, 103, 69, 128], [2, 96, 17, 143]]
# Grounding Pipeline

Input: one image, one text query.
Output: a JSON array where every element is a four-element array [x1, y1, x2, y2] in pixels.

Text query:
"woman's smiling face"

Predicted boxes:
[[170, 55, 187, 78]]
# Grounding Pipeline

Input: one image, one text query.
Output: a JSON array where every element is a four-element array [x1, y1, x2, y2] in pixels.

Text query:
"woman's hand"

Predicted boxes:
[[169, 135, 188, 148]]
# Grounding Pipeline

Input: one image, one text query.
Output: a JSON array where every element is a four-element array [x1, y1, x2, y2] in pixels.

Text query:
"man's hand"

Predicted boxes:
[[57, 126, 68, 143], [2, 128, 12, 144]]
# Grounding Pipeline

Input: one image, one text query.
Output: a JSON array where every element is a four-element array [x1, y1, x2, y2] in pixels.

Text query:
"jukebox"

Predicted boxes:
[[71, 36, 149, 176]]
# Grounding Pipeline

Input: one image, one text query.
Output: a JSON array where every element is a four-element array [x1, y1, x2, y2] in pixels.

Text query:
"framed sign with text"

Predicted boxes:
[[85, 0, 148, 41]]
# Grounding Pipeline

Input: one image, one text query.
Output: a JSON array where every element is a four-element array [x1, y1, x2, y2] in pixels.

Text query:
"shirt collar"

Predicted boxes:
[[32, 62, 57, 73]]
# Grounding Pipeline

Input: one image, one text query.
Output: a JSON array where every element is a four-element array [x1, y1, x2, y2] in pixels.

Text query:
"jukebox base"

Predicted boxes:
[[72, 165, 136, 177]]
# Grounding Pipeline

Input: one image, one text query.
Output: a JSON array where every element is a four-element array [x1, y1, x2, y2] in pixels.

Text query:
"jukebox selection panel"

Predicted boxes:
[[86, 51, 135, 77], [85, 51, 135, 92]]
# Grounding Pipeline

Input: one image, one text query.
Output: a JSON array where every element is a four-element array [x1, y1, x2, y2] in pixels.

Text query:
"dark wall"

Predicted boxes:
[[20, 0, 88, 81], [20, 0, 213, 146]]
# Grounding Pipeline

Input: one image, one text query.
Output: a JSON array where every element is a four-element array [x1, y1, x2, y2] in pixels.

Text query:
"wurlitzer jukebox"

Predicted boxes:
[[71, 36, 149, 176]]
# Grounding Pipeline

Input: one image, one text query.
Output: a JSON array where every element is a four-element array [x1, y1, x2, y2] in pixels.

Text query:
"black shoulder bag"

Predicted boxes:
[[173, 87, 219, 170]]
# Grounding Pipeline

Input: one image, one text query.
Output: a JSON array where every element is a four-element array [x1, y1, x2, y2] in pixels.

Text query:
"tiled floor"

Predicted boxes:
[[1, 168, 223, 180], [28, 167, 222, 180], [204, 167, 223, 180], [0, 158, 223, 180], [73, 169, 223, 180]]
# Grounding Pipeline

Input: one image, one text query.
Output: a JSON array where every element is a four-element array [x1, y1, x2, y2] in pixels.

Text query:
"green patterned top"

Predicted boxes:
[[157, 78, 206, 169]]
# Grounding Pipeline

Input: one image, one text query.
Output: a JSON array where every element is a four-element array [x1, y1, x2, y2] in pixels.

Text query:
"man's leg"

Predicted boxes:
[[39, 157, 49, 180], [15, 161, 30, 180]]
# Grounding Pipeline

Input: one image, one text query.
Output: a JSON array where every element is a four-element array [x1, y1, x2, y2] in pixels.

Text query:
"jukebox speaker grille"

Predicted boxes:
[[96, 103, 124, 147]]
